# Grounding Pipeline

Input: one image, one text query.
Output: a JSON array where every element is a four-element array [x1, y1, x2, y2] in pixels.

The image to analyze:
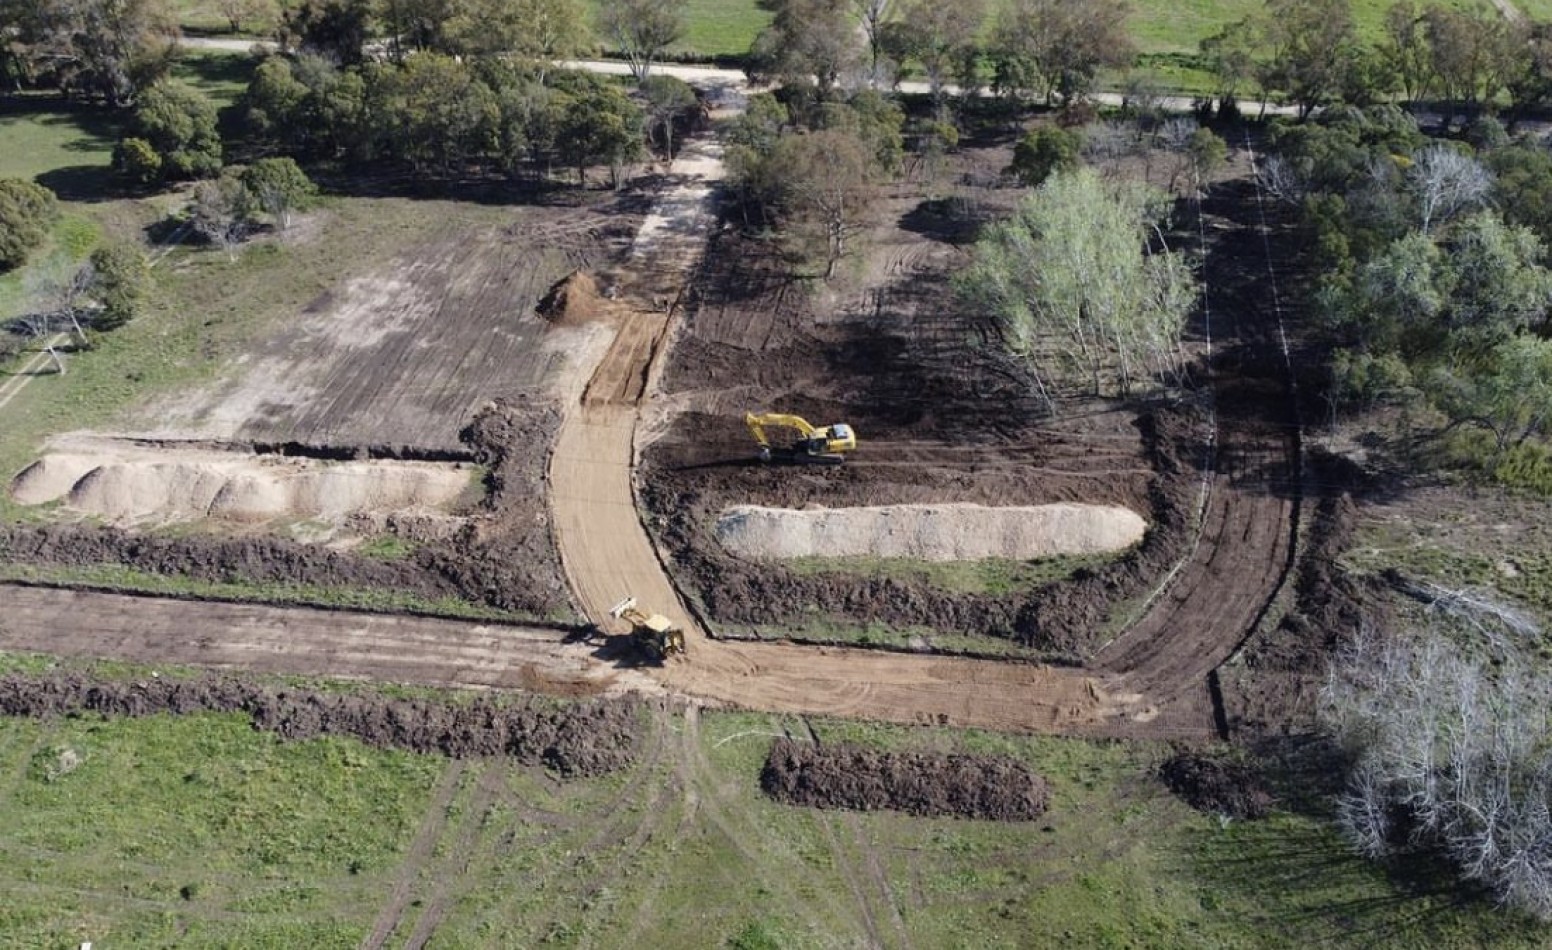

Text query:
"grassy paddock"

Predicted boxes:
[[0, 687, 1539, 947]]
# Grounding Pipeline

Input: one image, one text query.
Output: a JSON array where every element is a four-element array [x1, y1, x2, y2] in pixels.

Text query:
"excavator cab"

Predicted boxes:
[[745, 412, 857, 465]]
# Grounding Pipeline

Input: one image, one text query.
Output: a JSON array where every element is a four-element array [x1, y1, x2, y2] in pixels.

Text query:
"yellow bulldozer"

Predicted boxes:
[[608, 596, 687, 662], [744, 412, 857, 465]]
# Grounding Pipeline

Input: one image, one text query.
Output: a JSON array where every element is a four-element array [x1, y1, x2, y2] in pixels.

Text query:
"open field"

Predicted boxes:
[[0, 663, 1539, 947]]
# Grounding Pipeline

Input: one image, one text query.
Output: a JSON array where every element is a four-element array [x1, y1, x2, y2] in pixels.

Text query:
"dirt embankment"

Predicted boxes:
[[761, 737, 1050, 821], [0, 399, 571, 619], [0, 671, 644, 776]]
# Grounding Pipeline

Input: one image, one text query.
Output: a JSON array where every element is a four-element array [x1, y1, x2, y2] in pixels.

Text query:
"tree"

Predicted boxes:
[[215, 0, 277, 33], [363, 53, 499, 174], [1489, 144, 1552, 244], [1380, 0, 1434, 103], [86, 241, 149, 331], [852, 0, 892, 85], [957, 167, 1196, 405], [1323, 620, 1552, 920], [598, 0, 686, 83], [890, 0, 985, 103], [554, 82, 645, 187], [642, 74, 697, 164], [1006, 126, 1080, 187], [1408, 144, 1491, 236], [1425, 5, 1518, 125], [240, 157, 317, 229], [117, 80, 223, 182], [189, 173, 255, 261], [1200, 17, 1265, 115], [771, 129, 874, 277], [279, 0, 373, 66], [1187, 127, 1228, 187], [989, 0, 1133, 107], [1432, 335, 1552, 453], [0, 0, 179, 105], [0, 179, 59, 272], [445, 0, 588, 66], [1261, 0, 1360, 120], [242, 55, 310, 150], [750, 0, 860, 94]]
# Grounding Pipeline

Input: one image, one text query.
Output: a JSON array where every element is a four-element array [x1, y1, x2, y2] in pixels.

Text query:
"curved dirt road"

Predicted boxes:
[[547, 124, 1149, 737]]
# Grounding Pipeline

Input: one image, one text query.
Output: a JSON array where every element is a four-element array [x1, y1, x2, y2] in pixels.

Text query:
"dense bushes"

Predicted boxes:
[[0, 179, 59, 271]]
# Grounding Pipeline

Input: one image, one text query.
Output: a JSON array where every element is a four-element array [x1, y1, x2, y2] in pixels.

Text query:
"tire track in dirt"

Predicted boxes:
[[402, 762, 507, 949], [360, 759, 467, 950]]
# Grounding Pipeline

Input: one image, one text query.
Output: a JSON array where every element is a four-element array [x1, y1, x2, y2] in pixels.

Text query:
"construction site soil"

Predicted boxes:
[[0, 671, 644, 776], [761, 736, 1050, 821], [0, 399, 572, 618], [640, 229, 1203, 659], [1159, 750, 1274, 820]]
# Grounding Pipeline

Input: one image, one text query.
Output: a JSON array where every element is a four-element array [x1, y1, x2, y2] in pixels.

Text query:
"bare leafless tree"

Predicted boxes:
[[1409, 144, 1493, 235], [1322, 614, 1552, 920]]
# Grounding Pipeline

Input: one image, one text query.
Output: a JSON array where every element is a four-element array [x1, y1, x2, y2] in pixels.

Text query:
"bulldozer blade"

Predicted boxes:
[[608, 596, 638, 618]]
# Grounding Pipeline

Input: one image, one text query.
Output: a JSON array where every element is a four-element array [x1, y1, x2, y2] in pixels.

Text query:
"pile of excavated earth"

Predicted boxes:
[[0, 671, 644, 776]]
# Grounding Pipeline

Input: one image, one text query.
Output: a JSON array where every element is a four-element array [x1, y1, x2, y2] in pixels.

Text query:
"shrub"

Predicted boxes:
[[0, 179, 59, 271]]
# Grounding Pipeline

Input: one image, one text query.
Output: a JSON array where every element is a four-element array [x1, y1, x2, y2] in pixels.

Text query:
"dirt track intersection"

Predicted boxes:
[[0, 101, 1314, 746]]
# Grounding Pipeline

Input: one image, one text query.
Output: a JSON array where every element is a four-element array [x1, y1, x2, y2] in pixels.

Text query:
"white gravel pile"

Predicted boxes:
[[714, 502, 1147, 562]]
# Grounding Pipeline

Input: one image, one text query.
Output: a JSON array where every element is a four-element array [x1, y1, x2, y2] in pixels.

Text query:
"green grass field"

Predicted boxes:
[[0, 665, 1541, 947]]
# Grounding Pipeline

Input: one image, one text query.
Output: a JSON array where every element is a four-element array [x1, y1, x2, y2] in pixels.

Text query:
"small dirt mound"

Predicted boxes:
[[716, 503, 1146, 562], [761, 737, 1050, 821], [537, 270, 606, 325], [1159, 752, 1273, 819], [0, 671, 643, 777]]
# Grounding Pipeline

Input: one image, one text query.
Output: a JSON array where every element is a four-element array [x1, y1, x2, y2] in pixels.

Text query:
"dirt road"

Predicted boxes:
[[0, 585, 655, 696], [545, 123, 1153, 737]]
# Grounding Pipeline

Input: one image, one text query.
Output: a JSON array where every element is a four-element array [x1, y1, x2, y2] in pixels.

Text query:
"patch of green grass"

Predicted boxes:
[[169, 48, 261, 108], [0, 96, 120, 183], [0, 702, 1540, 945], [785, 552, 1109, 596], [0, 712, 446, 947], [587, 0, 771, 59], [354, 534, 418, 560], [0, 561, 538, 622]]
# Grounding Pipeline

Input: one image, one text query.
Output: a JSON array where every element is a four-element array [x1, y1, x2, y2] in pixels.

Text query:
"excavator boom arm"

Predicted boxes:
[[745, 412, 819, 448]]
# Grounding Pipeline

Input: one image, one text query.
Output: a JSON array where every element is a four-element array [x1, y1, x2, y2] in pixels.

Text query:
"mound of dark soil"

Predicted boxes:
[[536, 270, 605, 324], [1159, 751, 1273, 819], [761, 737, 1049, 821], [0, 672, 642, 776]]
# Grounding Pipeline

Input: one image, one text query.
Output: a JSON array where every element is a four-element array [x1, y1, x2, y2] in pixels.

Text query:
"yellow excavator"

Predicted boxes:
[[744, 412, 857, 465], [608, 596, 686, 662]]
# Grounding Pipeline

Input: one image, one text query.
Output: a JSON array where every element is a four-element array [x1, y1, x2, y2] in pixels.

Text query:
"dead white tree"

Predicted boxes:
[[1322, 617, 1552, 920], [1409, 144, 1493, 236]]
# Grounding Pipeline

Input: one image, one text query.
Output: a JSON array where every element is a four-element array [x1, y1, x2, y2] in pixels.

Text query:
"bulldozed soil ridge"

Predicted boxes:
[[0, 671, 643, 776], [1159, 751, 1273, 820], [761, 737, 1050, 821], [0, 398, 572, 619]]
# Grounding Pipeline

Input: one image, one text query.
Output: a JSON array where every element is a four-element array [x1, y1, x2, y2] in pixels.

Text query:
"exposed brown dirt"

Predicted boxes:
[[0, 585, 662, 696], [0, 670, 644, 775], [537, 269, 607, 325], [0, 397, 572, 618], [1159, 750, 1273, 820], [761, 737, 1050, 821], [138, 207, 640, 454]]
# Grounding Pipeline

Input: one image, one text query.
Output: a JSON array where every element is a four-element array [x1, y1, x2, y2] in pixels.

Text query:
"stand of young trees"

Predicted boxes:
[[1270, 107, 1552, 471], [956, 168, 1196, 408]]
